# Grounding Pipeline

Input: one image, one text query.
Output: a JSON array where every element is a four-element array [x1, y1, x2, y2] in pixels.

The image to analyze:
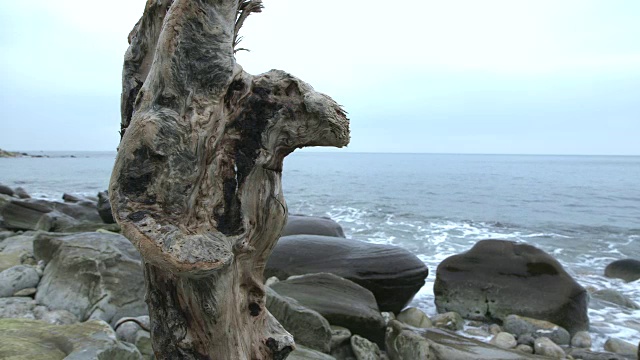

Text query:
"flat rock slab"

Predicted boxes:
[[434, 239, 589, 334], [282, 215, 345, 238], [270, 272, 386, 346], [34, 232, 146, 325], [386, 320, 548, 360], [266, 234, 429, 313], [0, 318, 141, 360]]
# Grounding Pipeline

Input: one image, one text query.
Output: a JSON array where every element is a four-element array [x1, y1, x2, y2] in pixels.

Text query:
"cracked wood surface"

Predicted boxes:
[[109, 0, 349, 359]]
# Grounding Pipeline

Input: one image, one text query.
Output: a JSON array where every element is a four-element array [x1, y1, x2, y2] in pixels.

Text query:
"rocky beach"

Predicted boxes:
[[0, 182, 638, 359]]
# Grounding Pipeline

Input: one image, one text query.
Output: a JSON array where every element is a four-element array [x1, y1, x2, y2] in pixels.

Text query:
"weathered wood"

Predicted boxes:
[[109, 0, 349, 359]]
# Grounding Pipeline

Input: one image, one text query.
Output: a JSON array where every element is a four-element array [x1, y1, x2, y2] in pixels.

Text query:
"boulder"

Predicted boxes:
[[350, 335, 381, 360], [266, 235, 429, 313], [33, 232, 146, 326], [115, 316, 153, 360], [33, 306, 79, 325], [0, 184, 14, 197], [434, 239, 589, 334], [14, 187, 30, 199], [604, 338, 637, 356], [604, 259, 640, 282], [266, 286, 332, 353], [490, 332, 517, 350], [0, 232, 37, 259], [571, 331, 592, 349], [430, 311, 464, 331], [502, 314, 571, 345], [396, 307, 432, 328], [533, 337, 565, 358], [0, 318, 141, 360], [0, 265, 40, 297], [97, 191, 115, 224], [592, 288, 639, 309], [283, 215, 345, 237], [1, 200, 52, 230], [385, 320, 546, 359], [0, 297, 36, 319], [0, 252, 22, 272], [270, 273, 386, 346], [329, 325, 353, 359]]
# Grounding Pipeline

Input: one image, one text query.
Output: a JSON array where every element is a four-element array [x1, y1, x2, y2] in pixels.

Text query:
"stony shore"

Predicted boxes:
[[0, 184, 638, 359]]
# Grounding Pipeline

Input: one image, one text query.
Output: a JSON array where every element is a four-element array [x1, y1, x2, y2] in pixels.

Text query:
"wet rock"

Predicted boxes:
[[533, 337, 565, 358], [33, 232, 146, 326], [571, 330, 592, 349], [270, 272, 385, 346], [490, 332, 518, 349], [604, 338, 637, 356], [97, 191, 115, 224], [0, 265, 40, 297], [62, 193, 84, 203], [503, 314, 571, 345], [592, 288, 640, 309], [283, 215, 345, 238], [430, 311, 464, 331], [351, 335, 381, 360], [0, 318, 142, 359], [266, 286, 332, 353], [0, 297, 36, 319], [605, 259, 640, 282], [466, 327, 491, 338], [14, 187, 30, 199], [289, 345, 337, 360], [434, 239, 589, 334], [396, 307, 432, 329], [265, 276, 280, 287], [266, 235, 429, 313]]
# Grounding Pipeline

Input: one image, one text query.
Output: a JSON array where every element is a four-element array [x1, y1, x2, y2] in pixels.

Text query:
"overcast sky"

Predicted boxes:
[[1, 1, 638, 155]]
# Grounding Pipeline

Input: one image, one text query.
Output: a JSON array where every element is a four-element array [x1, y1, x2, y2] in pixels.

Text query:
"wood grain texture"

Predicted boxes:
[[110, 0, 349, 358]]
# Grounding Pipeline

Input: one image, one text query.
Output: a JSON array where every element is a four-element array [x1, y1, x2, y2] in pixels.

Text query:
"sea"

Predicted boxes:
[[1, 151, 639, 351]]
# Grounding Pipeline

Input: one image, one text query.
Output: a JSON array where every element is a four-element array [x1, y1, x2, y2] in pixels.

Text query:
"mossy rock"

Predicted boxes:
[[0, 318, 141, 360]]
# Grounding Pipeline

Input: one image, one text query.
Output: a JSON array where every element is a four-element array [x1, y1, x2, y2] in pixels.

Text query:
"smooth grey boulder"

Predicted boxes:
[[266, 286, 332, 353], [0, 184, 14, 197], [33, 306, 79, 325], [34, 232, 146, 326], [0, 318, 142, 360], [0, 265, 40, 297], [97, 191, 115, 224], [115, 316, 153, 360], [571, 331, 592, 349], [0, 232, 36, 258], [533, 337, 565, 358], [490, 332, 517, 350], [329, 325, 353, 359], [604, 338, 637, 356], [0, 297, 36, 319], [266, 235, 429, 313], [385, 320, 547, 360], [434, 239, 589, 335], [502, 314, 571, 345], [270, 273, 386, 346], [283, 215, 345, 238], [605, 259, 640, 282], [592, 288, 639, 309]]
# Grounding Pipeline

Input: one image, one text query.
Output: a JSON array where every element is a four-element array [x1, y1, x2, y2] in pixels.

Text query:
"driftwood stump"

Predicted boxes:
[[109, 1, 349, 359]]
